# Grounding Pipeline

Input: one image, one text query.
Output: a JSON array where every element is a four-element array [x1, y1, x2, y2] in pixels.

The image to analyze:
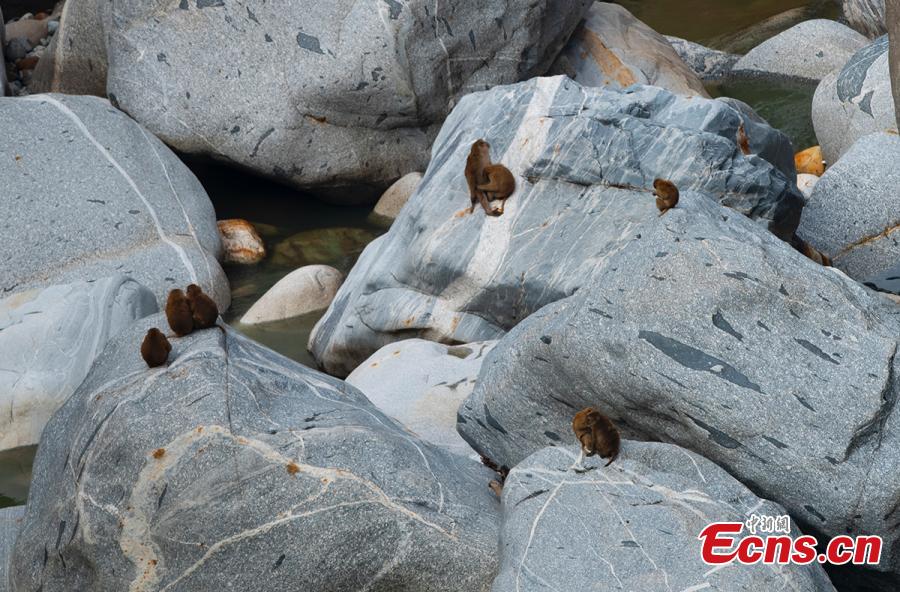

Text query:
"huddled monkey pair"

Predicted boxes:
[[140, 284, 219, 368]]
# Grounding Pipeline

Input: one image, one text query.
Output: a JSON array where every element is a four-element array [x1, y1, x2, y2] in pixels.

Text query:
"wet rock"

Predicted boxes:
[[373, 172, 423, 221], [0, 276, 157, 452], [0, 94, 229, 310], [844, 0, 886, 38], [4, 17, 48, 46], [347, 339, 497, 459], [665, 36, 739, 82], [797, 173, 820, 198], [550, 3, 708, 97], [707, 6, 811, 54], [812, 36, 897, 165], [798, 132, 900, 286], [494, 444, 836, 592], [795, 145, 825, 175], [272, 227, 376, 268], [217, 219, 266, 265], [457, 191, 900, 579], [9, 314, 500, 592], [29, 0, 106, 96], [104, 0, 591, 198], [1, 506, 25, 592], [732, 20, 867, 83], [240, 265, 343, 324], [310, 76, 803, 376]]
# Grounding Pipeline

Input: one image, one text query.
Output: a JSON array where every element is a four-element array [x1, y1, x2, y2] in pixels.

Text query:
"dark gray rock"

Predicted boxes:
[[665, 36, 739, 82], [105, 0, 591, 199], [732, 19, 867, 83], [0, 94, 229, 310], [10, 313, 499, 592], [812, 36, 898, 165], [798, 131, 900, 286], [550, 3, 708, 97], [844, 0, 887, 38], [5, 38, 31, 61], [0, 6, 7, 97], [494, 444, 836, 592], [457, 189, 900, 578], [1, 507, 25, 592], [309, 76, 803, 376]]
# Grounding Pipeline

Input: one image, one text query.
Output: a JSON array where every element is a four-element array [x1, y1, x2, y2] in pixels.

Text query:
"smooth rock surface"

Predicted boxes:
[[347, 339, 497, 459], [4, 18, 48, 46], [665, 36, 739, 81], [240, 265, 343, 325], [798, 132, 900, 285], [10, 314, 500, 592], [0, 94, 229, 310], [812, 36, 898, 165], [457, 191, 900, 577], [105, 0, 591, 198], [551, 3, 708, 97], [217, 219, 266, 265], [1, 506, 25, 592], [733, 19, 867, 83], [494, 444, 836, 592], [310, 76, 803, 376], [29, 0, 107, 96], [0, 276, 157, 452], [844, 0, 887, 38], [795, 145, 825, 175], [797, 173, 820, 198], [373, 172, 423, 221]]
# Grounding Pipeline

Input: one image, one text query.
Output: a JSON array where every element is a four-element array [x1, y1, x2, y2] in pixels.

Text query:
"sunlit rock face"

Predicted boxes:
[[310, 76, 802, 377], [456, 190, 900, 580], [104, 0, 592, 200], [10, 314, 500, 592], [492, 443, 836, 592]]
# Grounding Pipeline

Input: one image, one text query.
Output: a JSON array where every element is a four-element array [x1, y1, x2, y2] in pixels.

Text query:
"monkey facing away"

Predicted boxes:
[[166, 288, 194, 337], [141, 328, 171, 368], [465, 139, 515, 216], [186, 284, 219, 330], [572, 407, 620, 467], [653, 179, 679, 216]]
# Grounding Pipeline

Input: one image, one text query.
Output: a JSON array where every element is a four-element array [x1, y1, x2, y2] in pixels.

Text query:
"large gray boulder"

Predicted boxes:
[[10, 313, 500, 592], [732, 19, 867, 83], [665, 36, 739, 82], [29, 0, 107, 96], [347, 339, 497, 459], [0, 94, 229, 310], [105, 0, 591, 200], [844, 0, 887, 38], [798, 132, 900, 286], [812, 36, 898, 165], [550, 3, 708, 97], [889, 0, 900, 130], [0, 276, 157, 452], [309, 76, 803, 376], [1, 507, 25, 592], [494, 444, 836, 592], [457, 190, 900, 578]]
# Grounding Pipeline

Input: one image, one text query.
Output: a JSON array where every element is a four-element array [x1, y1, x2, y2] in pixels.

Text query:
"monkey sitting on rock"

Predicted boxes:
[[141, 328, 171, 368], [186, 284, 219, 329], [653, 179, 679, 215], [465, 139, 516, 216], [572, 407, 620, 467], [166, 288, 194, 337]]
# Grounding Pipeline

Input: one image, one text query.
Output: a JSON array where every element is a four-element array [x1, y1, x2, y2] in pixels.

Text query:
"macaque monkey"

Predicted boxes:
[[572, 407, 620, 467], [186, 284, 219, 329], [465, 139, 516, 216], [140, 328, 171, 368], [653, 179, 679, 216], [166, 289, 194, 337]]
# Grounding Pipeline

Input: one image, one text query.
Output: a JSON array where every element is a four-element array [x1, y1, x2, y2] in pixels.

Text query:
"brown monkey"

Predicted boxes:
[[572, 407, 620, 467], [186, 284, 219, 329], [465, 139, 516, 216], [653, 179, 679, 216], [737, 123, 752, 155], [166, 288, 194, 337], [141, 328, 171, 368]]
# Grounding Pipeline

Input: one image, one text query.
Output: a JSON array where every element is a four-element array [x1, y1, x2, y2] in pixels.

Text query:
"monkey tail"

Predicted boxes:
[[604, 450, 618, 467]]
